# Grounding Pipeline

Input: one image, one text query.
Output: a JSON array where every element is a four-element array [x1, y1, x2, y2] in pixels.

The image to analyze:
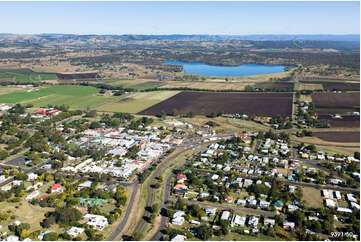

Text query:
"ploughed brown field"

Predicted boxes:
[[312, 92, 360, 128], [312, 92, 360, 109], [255, 82, 294, 91], [318, 115, 360, 128], [138, 91, 293, 117], [301, 81, 360, 91], [313, 132, 360, 143]]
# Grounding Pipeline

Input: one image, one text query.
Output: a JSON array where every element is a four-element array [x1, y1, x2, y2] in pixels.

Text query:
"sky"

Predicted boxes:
[[0, 1, 359, 35]]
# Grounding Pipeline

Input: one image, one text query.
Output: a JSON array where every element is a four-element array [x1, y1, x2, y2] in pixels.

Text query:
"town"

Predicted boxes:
[[0, 1, 360, 241]]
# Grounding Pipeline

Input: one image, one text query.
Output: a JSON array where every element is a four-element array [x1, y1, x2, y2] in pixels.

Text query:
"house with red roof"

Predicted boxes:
[[225, 196, 233, 203], [50, 183, 63, 193], [38, 194, 48, 201], [177, 174, 187, 180], [35, 109, 61, 116], [174, 183, 188, 196]]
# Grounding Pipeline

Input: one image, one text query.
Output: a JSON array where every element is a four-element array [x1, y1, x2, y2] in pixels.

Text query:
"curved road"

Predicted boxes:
[[108, 180, 139, 241]]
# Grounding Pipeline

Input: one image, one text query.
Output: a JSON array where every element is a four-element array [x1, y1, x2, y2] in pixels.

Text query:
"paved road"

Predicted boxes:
[[151, 174, 173, 241], [108, 180, 139, 241]]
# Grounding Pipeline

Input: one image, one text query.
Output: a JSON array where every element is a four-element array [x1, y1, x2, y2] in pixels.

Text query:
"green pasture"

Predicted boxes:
[[103, 79, 165, 90], [0, 68, 57, 82], [0, 85, 119, 110], [95, 90, 179, 113]]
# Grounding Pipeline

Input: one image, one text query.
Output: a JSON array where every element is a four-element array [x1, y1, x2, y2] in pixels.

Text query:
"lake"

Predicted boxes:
[[164, 60, 287, 77]]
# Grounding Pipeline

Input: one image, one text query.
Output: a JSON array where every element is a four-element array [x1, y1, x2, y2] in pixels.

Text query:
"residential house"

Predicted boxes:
[[171, 235, 186, 241], [325, 199, 336, 208], [27, 173, 38, 181], [26, 190, 40, 200], [337, 207, 353, 213], [205, 207, 217, 216], [264, 218, 275, 226], [221, 211, 230, 220], [83, 214, 108, 231], [231, 214, 246, 227], [66, 227, 84, 237], [288, 204, 299, 212], [172, 211, 185, 226], [248, 216, 259, 227], [225, 196, 233, 203], [259, 200, 270, 209], [174, 184, 188, 196], [50, 184, 63, 193], [283, 221, 295, 230]]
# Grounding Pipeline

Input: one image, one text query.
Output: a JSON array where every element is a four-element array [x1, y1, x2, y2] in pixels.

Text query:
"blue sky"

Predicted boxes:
[[0, 1, 359, 35]]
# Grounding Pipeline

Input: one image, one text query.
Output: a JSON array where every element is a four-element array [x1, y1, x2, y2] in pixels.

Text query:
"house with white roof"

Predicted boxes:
[[205, 207, 217, 216], [337, 207, 353, 213], [325, 199, 336, 208], [259, 200, 270, 209], [83, 214, 108, 231], [350, 202, 360, 210], [26, 190, 39, 200], [346, 194, 357, 203], [221, 211, 230, 220], [248, 216, 259, 227], [172, 211, 185, 226], [66, 227, 84, 237], [231, 214, 246, 227], [27, 173, 38, 181], [264, 218, 275, 226]]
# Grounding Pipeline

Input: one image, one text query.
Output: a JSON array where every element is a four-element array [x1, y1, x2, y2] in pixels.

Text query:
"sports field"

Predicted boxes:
[[95, 91, 180, 113], [0, 85, 118, 110], [0, 68, 57, 82]]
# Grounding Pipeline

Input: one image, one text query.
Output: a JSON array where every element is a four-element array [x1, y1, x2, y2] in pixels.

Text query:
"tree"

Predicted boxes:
[[43, 232, 58, 241], [89, 121, 101, 129], [53, 207, 82, 225], [152, 203, 160, 214], [20, 229, 29, 240], [354, 151, 360, 160], [172, 109, 179, 117], [0, 150, 8, 160], [312, 221, 322, 233], [197, 225, 213, 240], [187, 112, 195, 118]]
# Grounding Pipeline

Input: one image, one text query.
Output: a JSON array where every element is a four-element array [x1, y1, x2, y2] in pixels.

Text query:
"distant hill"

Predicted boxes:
[[0, 33, 359, 42]]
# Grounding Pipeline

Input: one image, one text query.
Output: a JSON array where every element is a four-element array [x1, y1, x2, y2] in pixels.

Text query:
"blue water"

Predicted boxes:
[[164, 60, 287, 77]]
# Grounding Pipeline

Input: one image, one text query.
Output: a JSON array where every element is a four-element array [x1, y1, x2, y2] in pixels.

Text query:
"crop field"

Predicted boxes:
[[317, 115, 360, 128], [0, 85, 118, 109], [312, 92, 360, 127], [106, 79, 164, 90], [95, 91, 180, 113], [298, 83, 323, 90], [160, 81, 250, 91], [312, 92, 360, 109], [255, 82, 294, 91], [0, 68, 57, 82], [138, 91, 293, 117], [301, 80, 360, 91], [313, 131, 360, 143]]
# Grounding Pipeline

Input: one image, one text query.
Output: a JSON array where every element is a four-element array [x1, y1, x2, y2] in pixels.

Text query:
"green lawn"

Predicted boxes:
[[0, 68, 57, 82], [95, 90, 179, 113], [0, 85, 119, 110]]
